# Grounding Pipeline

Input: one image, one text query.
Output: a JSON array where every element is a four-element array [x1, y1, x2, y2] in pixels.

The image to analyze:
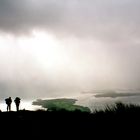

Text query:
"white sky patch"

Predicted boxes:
[[0, 29, 140, 100]]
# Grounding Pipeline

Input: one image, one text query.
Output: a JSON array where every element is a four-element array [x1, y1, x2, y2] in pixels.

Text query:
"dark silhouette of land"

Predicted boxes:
[[0, 102, 139, 139]]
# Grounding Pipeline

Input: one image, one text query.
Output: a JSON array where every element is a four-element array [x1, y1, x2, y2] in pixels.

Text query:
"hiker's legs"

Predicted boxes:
[[9, 104, 11, 111], [16, 104, 19, 111]]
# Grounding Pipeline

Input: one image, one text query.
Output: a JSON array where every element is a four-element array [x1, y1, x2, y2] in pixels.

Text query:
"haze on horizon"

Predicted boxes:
[[0, 0, 140, 100]]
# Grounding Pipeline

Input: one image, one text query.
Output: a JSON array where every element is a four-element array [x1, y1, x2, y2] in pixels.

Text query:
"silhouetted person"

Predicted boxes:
[[5, 97, 12, 112], [14, 97, 21, 111]]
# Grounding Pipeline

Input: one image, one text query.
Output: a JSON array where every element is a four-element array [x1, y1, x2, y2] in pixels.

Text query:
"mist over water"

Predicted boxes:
[[0, 100, 42, 112]]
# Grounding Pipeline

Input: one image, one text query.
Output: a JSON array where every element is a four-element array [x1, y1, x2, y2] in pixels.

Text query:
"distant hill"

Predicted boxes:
[[32, 98, 91, 112]]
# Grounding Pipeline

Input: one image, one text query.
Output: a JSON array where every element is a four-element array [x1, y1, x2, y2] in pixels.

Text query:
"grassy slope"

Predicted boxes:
[[0, 102, 140, 138]]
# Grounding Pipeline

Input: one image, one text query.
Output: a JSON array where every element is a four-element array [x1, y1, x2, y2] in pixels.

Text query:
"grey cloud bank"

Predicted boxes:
[[0, 0, 140, 39]]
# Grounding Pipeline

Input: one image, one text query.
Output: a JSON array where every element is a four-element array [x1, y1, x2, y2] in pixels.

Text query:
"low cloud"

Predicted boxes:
[[94, 92, 140, 98]]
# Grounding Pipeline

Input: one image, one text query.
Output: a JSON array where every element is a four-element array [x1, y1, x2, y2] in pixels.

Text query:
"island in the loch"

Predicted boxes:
[[32, 98, 91, 112]]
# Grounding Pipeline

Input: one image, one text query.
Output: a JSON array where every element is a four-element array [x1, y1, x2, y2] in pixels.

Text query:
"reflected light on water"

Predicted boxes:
[[0, 101, 42, 112]]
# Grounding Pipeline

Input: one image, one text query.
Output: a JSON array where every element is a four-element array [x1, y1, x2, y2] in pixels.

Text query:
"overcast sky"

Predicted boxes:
[[0, 0, 140, 100]]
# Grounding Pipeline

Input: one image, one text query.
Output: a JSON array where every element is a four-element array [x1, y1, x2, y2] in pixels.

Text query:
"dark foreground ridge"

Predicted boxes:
[[0, 102, 140, 138]]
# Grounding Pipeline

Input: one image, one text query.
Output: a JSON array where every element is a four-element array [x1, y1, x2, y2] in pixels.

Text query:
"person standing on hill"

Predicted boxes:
[[5, 97, 12, 111], [14, 97, 21, 111]]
